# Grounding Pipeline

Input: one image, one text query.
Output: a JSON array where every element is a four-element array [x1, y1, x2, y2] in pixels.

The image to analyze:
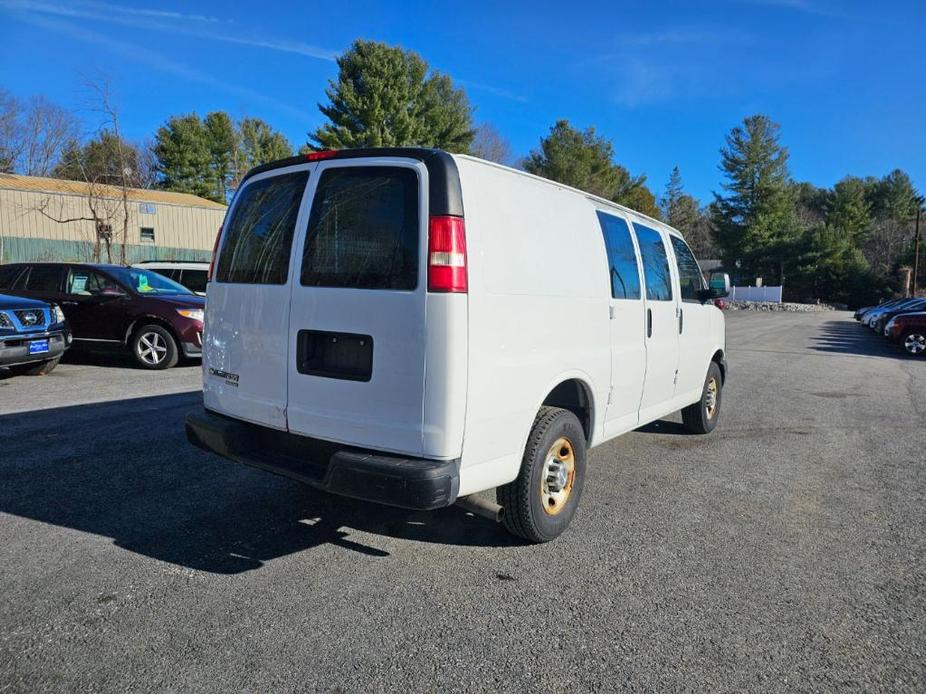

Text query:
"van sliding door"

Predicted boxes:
[[596, 211, 646, 436], [633, 223, 681, 420]]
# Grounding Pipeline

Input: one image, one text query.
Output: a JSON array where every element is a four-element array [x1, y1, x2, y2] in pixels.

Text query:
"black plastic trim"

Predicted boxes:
[[185, 408, 460, 510], [239, 148, 464, 218]]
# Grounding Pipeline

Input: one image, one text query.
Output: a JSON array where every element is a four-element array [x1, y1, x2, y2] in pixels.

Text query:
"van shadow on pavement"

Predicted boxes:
[[0, 393, 517, 575]]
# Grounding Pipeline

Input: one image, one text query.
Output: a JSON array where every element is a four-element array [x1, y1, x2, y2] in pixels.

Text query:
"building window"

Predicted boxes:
[[140, 227, 156, 243], [139, 203, 157, 214]]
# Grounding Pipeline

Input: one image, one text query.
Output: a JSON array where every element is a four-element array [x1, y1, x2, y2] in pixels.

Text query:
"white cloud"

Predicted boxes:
[[12, 12, 312, 123], [0, 0, 338, 60]]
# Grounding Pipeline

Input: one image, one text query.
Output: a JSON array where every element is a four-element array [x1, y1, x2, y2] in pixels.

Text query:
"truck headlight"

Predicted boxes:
[[51, 304, 66, 324], [177, 308, 204, 322]]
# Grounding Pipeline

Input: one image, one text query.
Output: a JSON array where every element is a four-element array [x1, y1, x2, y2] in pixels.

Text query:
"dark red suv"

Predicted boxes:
[[0, 263, 204, 369]]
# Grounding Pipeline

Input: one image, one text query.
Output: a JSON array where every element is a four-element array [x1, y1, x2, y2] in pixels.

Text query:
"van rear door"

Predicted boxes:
[[203, 165, 314, 429], [285, 158, 429, 455]]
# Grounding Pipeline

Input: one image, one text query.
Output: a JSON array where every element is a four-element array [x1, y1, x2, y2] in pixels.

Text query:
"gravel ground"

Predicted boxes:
[[0, 312, 923, 692]]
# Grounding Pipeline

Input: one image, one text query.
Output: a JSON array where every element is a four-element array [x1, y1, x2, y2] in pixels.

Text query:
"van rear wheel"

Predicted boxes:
[[497, 406, 586, 543], [681, 361, 723, 434]]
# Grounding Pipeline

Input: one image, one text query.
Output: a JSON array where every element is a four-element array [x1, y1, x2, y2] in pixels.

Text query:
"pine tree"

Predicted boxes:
[[524, 119, 659, 217], [827, 177, 872, 243], [712, 115, 799, 284], [204, 111, 238, 203], [310, 40, 474, 152], [154, 114, 212, 199], [662, 166, 699, 234], [155, 113, 292, 202]]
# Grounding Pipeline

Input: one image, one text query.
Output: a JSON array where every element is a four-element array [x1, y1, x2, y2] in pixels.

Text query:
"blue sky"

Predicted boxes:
[[1, 0, 924, 204]]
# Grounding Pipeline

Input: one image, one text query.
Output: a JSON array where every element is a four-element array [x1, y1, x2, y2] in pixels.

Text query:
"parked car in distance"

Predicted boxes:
[[865, 298, 921, 329], [0, 263, 204, 369], [872, 298, 926, 334], [0, 292, 70, 375], [855, 298, 904, 321], [885, 311, 926, 356], [132, 260, 209, 296], [186, 147, 730, 543]]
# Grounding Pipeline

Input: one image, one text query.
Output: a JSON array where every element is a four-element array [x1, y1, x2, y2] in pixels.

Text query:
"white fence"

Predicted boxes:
[[728, 285, 784, 303]]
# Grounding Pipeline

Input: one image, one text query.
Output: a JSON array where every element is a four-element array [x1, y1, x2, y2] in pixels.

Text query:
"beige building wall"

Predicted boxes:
[[0, 174, 227, 263]]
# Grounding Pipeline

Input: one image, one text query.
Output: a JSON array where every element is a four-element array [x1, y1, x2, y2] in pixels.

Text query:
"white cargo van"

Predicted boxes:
[[186, 148, 730, 542]]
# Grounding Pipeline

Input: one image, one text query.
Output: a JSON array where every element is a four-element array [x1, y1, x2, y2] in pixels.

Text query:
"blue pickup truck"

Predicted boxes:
[[0, 293, 71, 376]]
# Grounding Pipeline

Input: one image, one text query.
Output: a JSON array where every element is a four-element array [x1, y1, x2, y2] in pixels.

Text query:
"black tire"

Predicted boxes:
[[681, 361, 723, 434], [131, 324, 179, 370], [496, 406, 586, 543], [11, 356, 60, 376], [901, 330, 926, 357]]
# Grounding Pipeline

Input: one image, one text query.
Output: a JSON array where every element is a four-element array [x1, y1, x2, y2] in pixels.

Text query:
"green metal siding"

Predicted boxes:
[[0, 237, 210, 264]]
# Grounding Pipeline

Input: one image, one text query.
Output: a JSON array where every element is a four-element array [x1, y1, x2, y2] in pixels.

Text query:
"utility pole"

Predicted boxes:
[[914, 198, 922, 298]]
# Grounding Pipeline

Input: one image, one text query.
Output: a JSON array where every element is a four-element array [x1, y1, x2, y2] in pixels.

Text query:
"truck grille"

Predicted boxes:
[[14, 309, 46, 328]]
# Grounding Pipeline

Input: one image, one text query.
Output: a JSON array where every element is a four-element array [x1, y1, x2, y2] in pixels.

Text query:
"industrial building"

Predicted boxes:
[[0, 173, 226, 264]]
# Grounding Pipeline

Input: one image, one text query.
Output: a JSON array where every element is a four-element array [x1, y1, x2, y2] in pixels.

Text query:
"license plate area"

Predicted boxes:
[[29, 339, 49, 355], [296, 330, 373, 382]]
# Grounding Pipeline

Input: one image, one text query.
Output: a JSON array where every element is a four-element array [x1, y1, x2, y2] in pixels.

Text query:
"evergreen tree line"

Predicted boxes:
[[2, 39, 921, 302]]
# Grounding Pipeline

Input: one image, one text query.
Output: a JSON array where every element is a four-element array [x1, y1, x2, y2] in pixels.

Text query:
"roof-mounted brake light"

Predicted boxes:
[[305, 150, 339, 161]]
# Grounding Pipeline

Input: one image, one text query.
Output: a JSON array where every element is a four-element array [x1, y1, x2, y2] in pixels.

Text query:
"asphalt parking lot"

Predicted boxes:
[[1, 311, 923, 692]]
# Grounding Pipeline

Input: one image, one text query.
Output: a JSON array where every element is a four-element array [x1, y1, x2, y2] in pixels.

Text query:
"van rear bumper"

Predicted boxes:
[[185, 409, 460, 510]]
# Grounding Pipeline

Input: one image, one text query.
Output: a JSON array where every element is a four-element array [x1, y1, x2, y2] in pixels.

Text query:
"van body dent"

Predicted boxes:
[[186, 148, 728, 542]]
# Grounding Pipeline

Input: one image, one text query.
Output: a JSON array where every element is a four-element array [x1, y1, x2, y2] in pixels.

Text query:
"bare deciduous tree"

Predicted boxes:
[[34, 78, 135, 264], [0, 90, 79, 176], [471, 123, 513, 165]]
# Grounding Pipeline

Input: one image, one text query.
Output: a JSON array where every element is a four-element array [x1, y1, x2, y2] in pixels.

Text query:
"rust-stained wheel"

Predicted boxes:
[[681, 361, 723, 434], [497, 407, 586, 543]]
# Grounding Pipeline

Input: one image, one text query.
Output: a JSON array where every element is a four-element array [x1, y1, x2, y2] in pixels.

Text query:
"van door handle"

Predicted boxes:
[[61, 301, 78, 306], [679, 308, 684, 334], [647, 308, 652, 338]]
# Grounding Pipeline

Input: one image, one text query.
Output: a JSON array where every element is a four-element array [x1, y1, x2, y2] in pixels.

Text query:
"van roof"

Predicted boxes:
[[242, 147, 677, 237]]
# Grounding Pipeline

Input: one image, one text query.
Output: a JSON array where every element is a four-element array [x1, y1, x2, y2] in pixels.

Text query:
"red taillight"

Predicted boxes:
[[428, 216, 467, 293], [207, 226, 222, 281], [305, 150, 338, 161]]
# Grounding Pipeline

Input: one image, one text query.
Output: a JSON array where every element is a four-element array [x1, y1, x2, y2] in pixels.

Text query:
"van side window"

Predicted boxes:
[[216, 170, 309, 285], [301, 167, 419, 290], [595, 212, 641, 300], [669, 236, 705, 302], [633, 224, 673, 301]]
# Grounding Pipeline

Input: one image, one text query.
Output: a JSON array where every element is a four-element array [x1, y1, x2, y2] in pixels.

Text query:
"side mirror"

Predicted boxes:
[[709, 272, 731, 298], [697, 272, 731, 304]]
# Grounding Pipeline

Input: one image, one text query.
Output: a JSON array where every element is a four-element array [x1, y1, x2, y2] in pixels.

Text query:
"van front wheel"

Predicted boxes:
[[497, 406, 586, 543], [681, 361, 723, 434]]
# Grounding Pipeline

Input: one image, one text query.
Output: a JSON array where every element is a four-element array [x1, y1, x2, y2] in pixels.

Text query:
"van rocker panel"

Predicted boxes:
[[185, 409, 460, 510]]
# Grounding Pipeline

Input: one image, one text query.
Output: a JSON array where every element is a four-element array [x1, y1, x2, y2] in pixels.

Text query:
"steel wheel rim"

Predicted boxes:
[[541, 437, 576, 516], [705, 377, 719, 418], [138, 332, 167, 365], [905, 333, 926, 354]]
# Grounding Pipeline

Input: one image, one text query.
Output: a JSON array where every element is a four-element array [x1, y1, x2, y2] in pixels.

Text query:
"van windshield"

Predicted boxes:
[[107, 267, 193, 296]]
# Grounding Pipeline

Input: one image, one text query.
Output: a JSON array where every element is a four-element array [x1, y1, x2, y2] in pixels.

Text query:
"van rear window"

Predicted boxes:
[[301, 167, 419, 290], [216, 170, 309, 284]]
